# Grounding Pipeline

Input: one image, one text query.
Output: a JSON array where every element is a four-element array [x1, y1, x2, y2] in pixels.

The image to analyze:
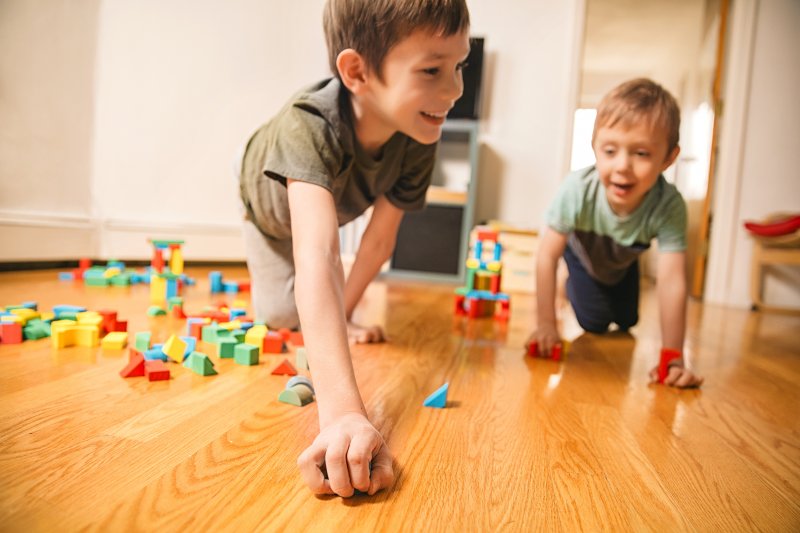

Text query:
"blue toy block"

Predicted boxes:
[[209, 271, 223, 293], [222, 281, 239, 294], [165, 278, 178, 299], [53, 304, 87, 315], [239, 321, 254, 331], [229, 308, 247, 320], [144, 347, 169, 361], [423, 382, 449, 408], [180, 336, 196, 358], [58, 272, 75, 281]]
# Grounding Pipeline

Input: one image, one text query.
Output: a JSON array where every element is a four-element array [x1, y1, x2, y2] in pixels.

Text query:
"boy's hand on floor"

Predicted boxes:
[[649, 364, 705, 388], [347, 322, 386, 344], [297, 412, 394, 498], [527, 326, 560, 357]]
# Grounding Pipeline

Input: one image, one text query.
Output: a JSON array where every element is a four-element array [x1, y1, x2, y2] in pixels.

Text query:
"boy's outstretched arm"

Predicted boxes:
[[528, 227, 568, 356], [343, 196, 404, 343], [651, 251, 704, 388], [286, 179, 394, 497]]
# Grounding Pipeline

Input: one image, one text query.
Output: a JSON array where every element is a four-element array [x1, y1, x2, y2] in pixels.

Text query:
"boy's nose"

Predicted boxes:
[[444, 71, 464, 103], [615, 152, 632, 171]]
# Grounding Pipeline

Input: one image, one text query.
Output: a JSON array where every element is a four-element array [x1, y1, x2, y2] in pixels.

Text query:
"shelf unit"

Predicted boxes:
[[386, 119, 480, 284]]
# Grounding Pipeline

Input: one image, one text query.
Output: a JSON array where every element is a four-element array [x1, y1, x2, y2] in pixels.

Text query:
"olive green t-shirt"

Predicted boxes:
[[239, 78, 437, 240]]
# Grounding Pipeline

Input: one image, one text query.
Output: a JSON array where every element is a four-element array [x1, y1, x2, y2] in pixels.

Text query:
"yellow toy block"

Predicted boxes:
[[52, 327, 76, 349], [169, 247, 184, 275], [50, 319, 76, 332], [101, 331, 128, 350], [218, 320, 242, 331], [77, 311, 104, 328], [2, 314, 23, 325], [40, 311, 55, 322], [487, 261, 502, 273], [162, 335, 187, 363], [466, 258, 480, 269], [103, 267, 121, 278], [232, 299, 248, 309], [52, 324, 99, 349], [150, 275, 166, 304], [10, 308, 40, 325], [74, 325, 99, 347], [245, 325, 268, 355]]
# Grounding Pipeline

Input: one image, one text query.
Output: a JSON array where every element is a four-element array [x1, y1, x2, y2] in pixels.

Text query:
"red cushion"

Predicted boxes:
[[744, 214, 800, 237]]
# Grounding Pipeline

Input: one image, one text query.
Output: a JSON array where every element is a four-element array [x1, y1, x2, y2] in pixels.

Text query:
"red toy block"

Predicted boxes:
[[476, 228, 498, 242], [120, 349, 145, 377], [263, 331, 285, 353], [152, 248, 164, 272], [145, 359, 170, 381], [0, 322, 23, 344], [527, 341, 538, 357], [172, 305, 187, 319], [79, 258, 92, 269], [237, 280, 251, 292], [288, 331, 304, 347], [527, 340, 562, 360], [112, 319, 128, 332], [98, 310, 118, 333], [189, 321, 205, 339], [467, 297, 480, 318], [551, 343, 562, 361], [658, 348, 682, 383], [495, 299, 510, 322], [490, 274, 501, 293], [277, 328, 292, 342], [271, 359, 297, 376], [454, 294, 467, 316]]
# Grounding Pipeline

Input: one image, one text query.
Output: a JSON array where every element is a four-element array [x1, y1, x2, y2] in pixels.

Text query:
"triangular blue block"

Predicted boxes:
[[423, 382, 449, 408]]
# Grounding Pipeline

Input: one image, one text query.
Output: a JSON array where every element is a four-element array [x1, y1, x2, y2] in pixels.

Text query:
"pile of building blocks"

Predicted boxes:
[[209, 271, 251, 295], [454, 226, 511, 320]]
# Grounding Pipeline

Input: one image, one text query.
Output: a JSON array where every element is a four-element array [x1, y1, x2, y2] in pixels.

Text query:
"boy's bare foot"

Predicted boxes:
[[347, 322, 386, 344]]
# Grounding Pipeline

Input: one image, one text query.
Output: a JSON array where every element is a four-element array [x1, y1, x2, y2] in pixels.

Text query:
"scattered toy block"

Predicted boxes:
[[147, 306, 166, 317], [234, 343, 259, 365], [278, 376, 315, 407], [183, 351, 217, 376], [263, 331, 285, 354], [277, 328, 292, 342], [180, 336, 196, 358], [162, 335, 188, 363], [0, 322, 23, 344], [22, 319, 51, 340], [271, 359, 297, 376], [295, 347, 309, 371], [658, 348, 683, 383], [134, 331, 151, 352], [102, 331, 128, 350], [144, 347, 168, 361], [288, 331, 304, 347], [423, 382, 449, 408], [120, 349, 146, 377], [217, 337, 238, 358], [145, 360, 170, 381]]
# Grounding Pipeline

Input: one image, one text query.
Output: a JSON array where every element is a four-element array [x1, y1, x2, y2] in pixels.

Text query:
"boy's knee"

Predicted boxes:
[[259, 305, 299, 330], [577, 318, 611, 334]]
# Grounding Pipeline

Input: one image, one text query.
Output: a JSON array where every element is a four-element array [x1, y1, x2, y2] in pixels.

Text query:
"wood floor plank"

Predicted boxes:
[[1, 268, 798, 531]]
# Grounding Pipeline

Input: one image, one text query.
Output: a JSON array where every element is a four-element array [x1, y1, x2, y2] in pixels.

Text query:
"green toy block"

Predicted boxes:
[[232, 329, 246, 343], [217, 337, 237, 358], [202, 324, 231, 343], [167, 296, 183, 310], [134, 331, 151, 351], [147, 306, 166, 316], [23, 319, 51, 340], [234, 343, 259, 365], [295, 347, 309, 371], [110, 273, 133, 286], [183, 351, 217, 376]]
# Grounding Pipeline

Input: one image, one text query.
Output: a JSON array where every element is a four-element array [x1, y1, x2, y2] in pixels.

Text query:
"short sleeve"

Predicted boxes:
[[262, 105, 344, 191], [386, 140, 437, 211], [655, 192, 688, 252], [544, 172, 582, 235]]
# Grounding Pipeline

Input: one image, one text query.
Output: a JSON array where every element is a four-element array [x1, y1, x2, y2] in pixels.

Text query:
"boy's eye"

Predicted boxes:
[[636, 150, 650, 157], [422, 67, 439, 76]]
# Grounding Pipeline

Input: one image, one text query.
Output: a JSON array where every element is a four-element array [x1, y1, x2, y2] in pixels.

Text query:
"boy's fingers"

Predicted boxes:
[[664, 365, 683, 386], [325, 437, 355, 497], [368, 446, 395, 495], [346, 434, 374, 492], [297, 444, 334, 495]]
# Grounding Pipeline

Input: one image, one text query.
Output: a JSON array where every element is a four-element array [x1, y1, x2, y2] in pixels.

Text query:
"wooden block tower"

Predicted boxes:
[[149, 239, 185, 305], [454, 226, 511, 321]]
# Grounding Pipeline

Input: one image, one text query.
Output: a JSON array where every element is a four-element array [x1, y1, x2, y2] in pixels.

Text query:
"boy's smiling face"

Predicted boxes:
[[593, 120, 680, 216], [357, 28, 471, 149]]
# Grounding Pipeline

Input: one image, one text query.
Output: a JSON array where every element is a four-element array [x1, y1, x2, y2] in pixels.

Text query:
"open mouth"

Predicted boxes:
[[610, 182, 635, 195], [420, 110, 448, 125]]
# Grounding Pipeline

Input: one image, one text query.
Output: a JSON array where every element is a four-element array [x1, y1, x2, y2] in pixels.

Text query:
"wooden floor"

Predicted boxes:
[[0, 267, 799, 532]]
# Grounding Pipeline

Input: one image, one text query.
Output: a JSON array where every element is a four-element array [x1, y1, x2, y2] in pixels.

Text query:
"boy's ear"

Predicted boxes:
[[336, 49, 369, 94], [663, 145, 681, 170]]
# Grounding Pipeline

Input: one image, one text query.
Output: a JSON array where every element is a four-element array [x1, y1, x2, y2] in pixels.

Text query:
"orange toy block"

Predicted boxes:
[[277, 328, 292, 342], [120, 349, 145, 377], [288, 331, 304, 347], [145, 360, 170, 381], [0, 322, 23, 344], [271, 359, 297, 376], [263, 331, 285, 354]]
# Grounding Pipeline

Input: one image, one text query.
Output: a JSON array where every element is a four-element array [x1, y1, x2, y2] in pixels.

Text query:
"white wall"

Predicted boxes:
[[0, 0, 582, 262], [706, 0, 800, 309]]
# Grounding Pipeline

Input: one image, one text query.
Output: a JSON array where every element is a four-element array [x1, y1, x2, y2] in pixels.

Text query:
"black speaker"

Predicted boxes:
[[449, 37, 484, 120]]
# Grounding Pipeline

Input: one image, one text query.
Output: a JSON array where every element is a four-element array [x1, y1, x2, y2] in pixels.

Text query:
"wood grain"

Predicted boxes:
[[0, 267, 798, 531]]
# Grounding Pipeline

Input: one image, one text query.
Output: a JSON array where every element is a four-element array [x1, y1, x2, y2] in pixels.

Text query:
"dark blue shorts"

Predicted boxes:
[[563, 245, 639, 333]]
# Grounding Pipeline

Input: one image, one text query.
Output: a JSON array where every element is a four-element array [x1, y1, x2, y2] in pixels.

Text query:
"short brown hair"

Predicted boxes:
[[592, 78, 681, 153], [323, 0, 470, 82]]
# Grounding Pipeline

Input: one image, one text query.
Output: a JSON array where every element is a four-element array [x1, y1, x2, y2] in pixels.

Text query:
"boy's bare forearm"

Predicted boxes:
[[294, 250, 367, 426], [657, 253, 687, 352], [344, 237, 394, 320], [536, 257, 559, 327]]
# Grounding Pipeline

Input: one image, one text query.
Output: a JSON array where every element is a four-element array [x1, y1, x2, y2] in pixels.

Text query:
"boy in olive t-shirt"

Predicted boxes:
[[237, 0, 471, 498]]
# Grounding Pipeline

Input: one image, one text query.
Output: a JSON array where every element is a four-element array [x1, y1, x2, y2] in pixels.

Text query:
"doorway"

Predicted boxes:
[[571, 0, 728, 296]]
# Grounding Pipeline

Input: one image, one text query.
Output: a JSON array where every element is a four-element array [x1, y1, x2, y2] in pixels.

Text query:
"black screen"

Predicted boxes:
[[449, 37, 484, 120]]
